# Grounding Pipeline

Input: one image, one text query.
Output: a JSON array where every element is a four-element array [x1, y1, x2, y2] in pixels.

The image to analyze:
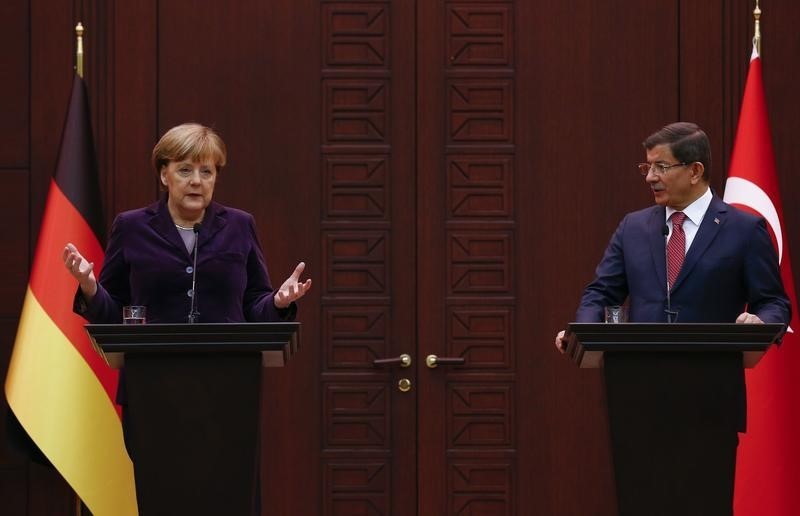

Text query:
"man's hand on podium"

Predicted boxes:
[[554, 330, 568, 354], [736, 312, 764, 324]]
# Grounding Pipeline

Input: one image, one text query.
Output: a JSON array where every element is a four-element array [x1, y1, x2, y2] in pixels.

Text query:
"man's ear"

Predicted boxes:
[[689, 162, 705, 184]]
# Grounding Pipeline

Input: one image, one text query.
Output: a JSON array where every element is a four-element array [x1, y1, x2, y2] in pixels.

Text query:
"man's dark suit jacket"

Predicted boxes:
[[75, 197, 294, 324], [576, 194, 791, 431]]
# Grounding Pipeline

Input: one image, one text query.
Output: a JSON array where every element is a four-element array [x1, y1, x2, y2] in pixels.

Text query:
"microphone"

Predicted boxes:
[[187, 223, 201, 324], [662, 223, 678, 323]]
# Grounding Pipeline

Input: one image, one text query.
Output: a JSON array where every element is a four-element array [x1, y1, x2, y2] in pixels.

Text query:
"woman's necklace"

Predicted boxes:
[[170, 206, 204, 231]]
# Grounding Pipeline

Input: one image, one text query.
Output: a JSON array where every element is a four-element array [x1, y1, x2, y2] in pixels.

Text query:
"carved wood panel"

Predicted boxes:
[[323, 3, 389, 67], [324, 79, 389, 143], [447, 4, 513, 67], [324, 231, 389, 293], [449, 79, 513, 143], [324, 306, 389, 369], [421, 1, 518, 513], [449, 460, 514, 515], [320, 2, 412, 514], [448, 231, 513, 294], [324, 383, 389, 447], [448, 307, 514, 369], [324, 156, 389, 219], [449, 383, 514, 447], [324, 460, 390, 515], [448, 156, 513, 218]]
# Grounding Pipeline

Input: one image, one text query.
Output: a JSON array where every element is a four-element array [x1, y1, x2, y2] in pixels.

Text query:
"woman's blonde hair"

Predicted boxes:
[[152, 123, 227, 175]]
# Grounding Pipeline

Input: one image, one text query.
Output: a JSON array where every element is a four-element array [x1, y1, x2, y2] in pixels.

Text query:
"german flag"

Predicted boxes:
[[4, 74, 138, 515]]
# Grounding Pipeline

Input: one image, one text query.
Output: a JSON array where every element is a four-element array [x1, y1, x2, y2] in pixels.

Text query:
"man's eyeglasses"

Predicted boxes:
[[637, 162, 688, 176]]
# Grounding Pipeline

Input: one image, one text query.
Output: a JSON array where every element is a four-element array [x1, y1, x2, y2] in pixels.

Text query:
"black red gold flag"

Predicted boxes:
[[4, 74, 137, 515]]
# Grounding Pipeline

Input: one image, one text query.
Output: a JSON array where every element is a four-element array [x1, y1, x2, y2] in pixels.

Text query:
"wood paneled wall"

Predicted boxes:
[[2, 1, 800, 515], [2, 0, 83, 514]]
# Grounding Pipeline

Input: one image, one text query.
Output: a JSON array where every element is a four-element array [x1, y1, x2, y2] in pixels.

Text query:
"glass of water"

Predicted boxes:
[[604, 305, 627, 324], [123, 305, 147, 324]]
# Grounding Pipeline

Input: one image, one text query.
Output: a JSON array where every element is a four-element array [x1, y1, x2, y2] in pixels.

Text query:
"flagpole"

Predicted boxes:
[[74, 21, 86, 516], [753, 1, 761, 55], [76, 22, 89, 516], [75, 22, 84, 78]]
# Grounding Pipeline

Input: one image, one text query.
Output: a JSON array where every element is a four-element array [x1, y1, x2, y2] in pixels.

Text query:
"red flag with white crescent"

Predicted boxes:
[[724, 46, 800, 516]]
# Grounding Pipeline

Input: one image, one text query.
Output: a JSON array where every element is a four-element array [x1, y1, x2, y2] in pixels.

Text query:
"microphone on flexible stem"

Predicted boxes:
[[187, 223, 201, 324], [662, 224, 678, 323]]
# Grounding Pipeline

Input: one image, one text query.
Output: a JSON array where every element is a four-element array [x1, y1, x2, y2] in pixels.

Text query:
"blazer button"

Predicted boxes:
[[187, 289, 194, 298], [186, 266, 193, 274]]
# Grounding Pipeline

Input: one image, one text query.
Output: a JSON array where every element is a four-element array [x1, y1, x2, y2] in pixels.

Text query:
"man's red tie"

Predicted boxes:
[[667, 212, 687, 289]]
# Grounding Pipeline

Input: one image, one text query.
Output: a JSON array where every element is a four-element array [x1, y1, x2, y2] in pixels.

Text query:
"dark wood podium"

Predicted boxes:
[[564, 322, 783, 516], [565, 322, 783, 368], [86, 323, 300, 516]]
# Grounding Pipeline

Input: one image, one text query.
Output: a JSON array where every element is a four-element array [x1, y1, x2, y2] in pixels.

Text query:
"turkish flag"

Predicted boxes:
[[724, 47, 800, 516]]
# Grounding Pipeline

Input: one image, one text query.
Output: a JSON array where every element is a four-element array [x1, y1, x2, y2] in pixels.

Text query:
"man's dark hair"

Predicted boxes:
[[643, 122, 711, 181]]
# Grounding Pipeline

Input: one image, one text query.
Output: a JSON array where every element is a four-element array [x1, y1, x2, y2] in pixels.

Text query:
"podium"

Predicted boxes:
[[86, 322, 300, 516], [565, 322, 783, 368], [564, 322, 783, 516]]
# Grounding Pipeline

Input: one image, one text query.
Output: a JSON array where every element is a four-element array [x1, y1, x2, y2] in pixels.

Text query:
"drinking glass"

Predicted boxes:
[[604, 305, 627, 324], [123, 305, 147, 324]]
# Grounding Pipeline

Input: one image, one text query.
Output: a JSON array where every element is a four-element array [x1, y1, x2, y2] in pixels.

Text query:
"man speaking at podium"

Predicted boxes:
[[555, 122, 790, 516]]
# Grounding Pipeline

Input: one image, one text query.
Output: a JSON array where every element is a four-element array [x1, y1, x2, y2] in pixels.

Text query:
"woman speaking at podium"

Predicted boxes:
[[62, 122, 311, 323], [60, 122, 311, 515]]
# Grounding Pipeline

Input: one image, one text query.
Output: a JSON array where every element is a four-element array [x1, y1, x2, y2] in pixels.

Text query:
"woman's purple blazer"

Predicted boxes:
[[74, 197, 295, 324]]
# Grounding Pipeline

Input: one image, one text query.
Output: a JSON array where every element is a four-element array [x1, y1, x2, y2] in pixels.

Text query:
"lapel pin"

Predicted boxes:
[[714, 217, 720, 225]]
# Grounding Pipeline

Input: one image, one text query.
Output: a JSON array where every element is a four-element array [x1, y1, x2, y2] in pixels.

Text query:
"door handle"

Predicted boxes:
[[425, 354, 465, 369], [373, 353, 412, 368]]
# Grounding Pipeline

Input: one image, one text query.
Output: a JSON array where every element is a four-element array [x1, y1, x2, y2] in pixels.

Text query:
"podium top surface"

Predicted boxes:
[[85, 322, 300, 368], [566, 322, 784, 348], [564, 322, 785, 368]]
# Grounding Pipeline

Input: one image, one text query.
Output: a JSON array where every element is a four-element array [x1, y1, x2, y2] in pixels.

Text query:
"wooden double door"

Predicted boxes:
[[240, 1, 533, 514]]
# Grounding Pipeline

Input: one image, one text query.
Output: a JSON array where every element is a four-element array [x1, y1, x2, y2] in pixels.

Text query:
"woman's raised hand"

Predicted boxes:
[[62, 242, 98, 299], [274, 262, 312, 309]]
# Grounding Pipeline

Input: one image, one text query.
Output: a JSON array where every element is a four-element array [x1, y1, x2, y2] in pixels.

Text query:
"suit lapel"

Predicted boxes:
[[671, 196, 727, 292], [147, 198, 191, 258], [648, 206, 668, 295], [198, 201, 227, 249]]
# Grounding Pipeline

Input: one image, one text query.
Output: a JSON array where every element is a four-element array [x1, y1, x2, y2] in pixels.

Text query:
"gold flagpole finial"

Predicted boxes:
[[75, 22, 84, 78], [753, 1, 761, 55]]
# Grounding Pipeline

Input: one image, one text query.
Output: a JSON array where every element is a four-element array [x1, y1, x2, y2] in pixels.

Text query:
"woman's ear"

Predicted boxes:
[[160, 166, 168, 186]]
